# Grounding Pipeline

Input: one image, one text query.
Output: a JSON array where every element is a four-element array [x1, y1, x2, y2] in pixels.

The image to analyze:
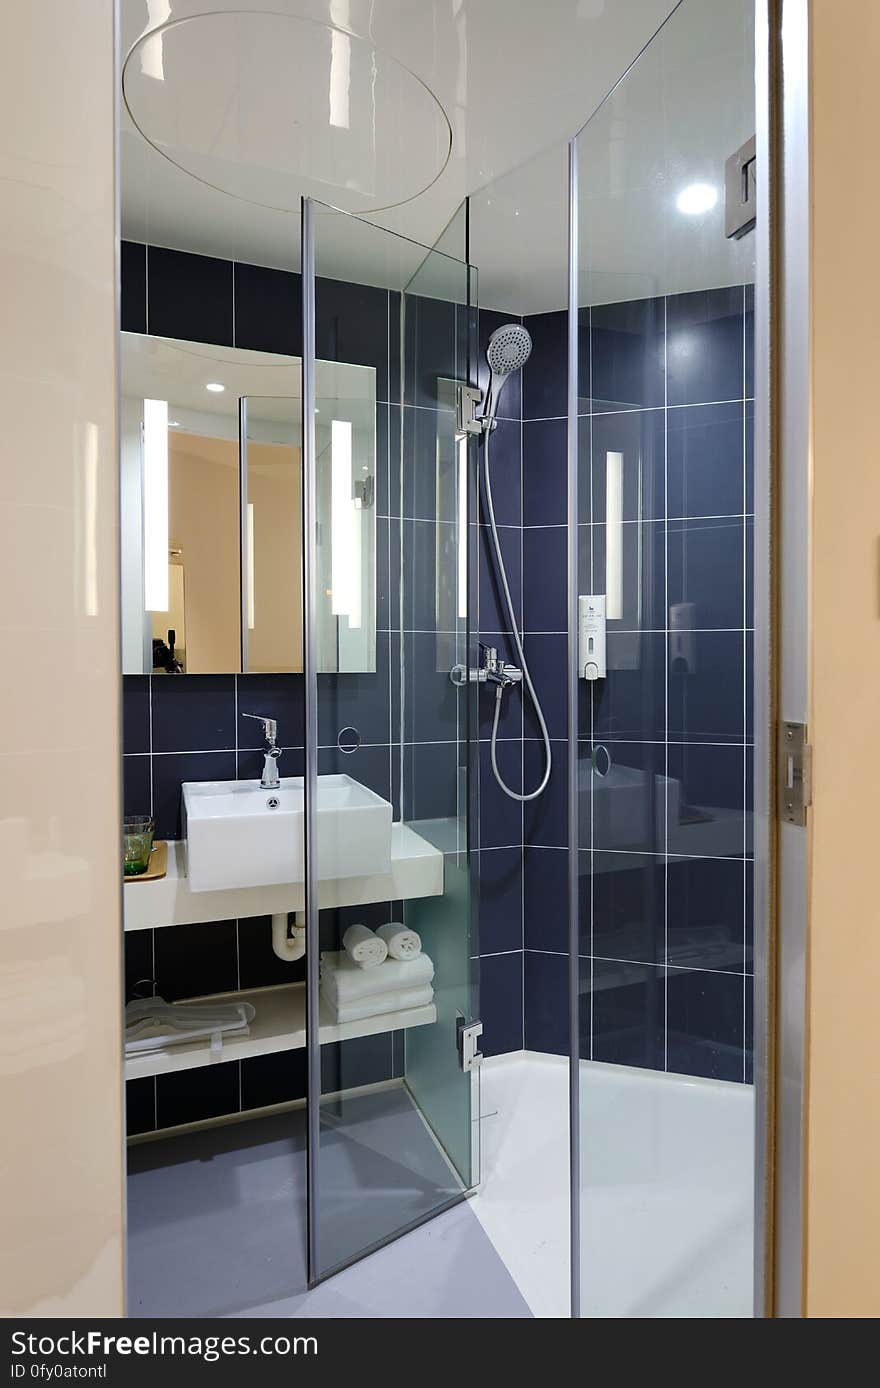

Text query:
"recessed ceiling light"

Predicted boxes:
[[676, 183, 718, 215], [206, 382, 225, 393]]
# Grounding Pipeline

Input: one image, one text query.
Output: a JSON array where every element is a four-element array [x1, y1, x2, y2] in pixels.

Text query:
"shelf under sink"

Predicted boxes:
[[124, 980, 437, 1080]]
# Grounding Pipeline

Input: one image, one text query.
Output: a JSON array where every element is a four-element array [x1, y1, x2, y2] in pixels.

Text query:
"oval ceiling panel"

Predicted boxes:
[[123, 11, 453, 214]]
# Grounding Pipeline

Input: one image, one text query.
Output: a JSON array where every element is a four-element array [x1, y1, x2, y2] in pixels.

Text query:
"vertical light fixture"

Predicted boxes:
[[247, 502, 255, 630], [143, 398, 169, 612], [329, 28, 351, 129], [330, 419, 356, 618], [456, 433, 467, 620], [141, 0, 171, 80], [605, 450, 623, 620], [348, 502, 362, 630]]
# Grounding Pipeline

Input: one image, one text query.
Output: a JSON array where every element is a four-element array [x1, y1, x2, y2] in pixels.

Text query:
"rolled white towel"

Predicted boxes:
[[320, 950, 434, 1003], [321, 983, 434, 1025], [342, 923, 388, 969], [376, 921, 421, 961]]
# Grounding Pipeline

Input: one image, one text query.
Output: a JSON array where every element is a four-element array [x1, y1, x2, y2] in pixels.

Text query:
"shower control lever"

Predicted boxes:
[[448, 647, 523, 689], [481, 644, 523, 688]]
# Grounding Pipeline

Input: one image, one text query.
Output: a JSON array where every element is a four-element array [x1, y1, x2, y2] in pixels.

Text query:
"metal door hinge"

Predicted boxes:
[[725, 134, 756, 239], [456, 384, 483, 436], [778, 721, 812, 826], [457, 1018, 483, 1072]]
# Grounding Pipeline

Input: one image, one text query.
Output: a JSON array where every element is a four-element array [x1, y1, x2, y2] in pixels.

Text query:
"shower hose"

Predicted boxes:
[[482, 429, 552, 802]]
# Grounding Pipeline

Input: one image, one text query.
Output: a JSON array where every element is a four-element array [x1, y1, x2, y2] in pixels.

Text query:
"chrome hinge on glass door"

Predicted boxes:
[[457, 1018, 484, 1072], [456, 384, 483, 436], [778, 721, 812, 826]]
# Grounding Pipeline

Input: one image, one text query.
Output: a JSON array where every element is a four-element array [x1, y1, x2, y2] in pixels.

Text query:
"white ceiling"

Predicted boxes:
[[121, 0, 755, 314]]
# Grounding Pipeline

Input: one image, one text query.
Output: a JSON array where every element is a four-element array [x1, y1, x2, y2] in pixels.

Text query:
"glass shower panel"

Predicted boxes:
[[574, 0, 757, 1317], [305, 202, 480, 1280]]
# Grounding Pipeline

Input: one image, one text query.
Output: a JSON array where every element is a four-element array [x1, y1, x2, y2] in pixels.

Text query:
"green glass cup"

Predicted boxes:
[[123, 816, 155, 876]]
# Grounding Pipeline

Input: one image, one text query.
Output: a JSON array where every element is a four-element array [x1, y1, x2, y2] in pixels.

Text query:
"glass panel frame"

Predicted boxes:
[[301, 197, 481, 1285], [569, 0, 766, 1320]]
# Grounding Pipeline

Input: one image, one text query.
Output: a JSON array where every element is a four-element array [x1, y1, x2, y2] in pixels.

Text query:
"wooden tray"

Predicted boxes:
[[125, 840, 168, 884]]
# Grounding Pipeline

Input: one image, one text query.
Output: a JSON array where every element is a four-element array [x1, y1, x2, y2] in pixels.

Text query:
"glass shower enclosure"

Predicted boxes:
[[300, 200, 482, 1282], [297, 0, 767, 1312], [466, 0, 765, 1320], [572, 0, 761, 1318]]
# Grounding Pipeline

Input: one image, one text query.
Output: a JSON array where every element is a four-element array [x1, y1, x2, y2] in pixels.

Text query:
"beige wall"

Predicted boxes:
[[803, 0, 880, 1318], [248, 442, 303, 673], [0, 2, 124, 1315], [159, 432, 303, 674], [167, 432, 241, 672]]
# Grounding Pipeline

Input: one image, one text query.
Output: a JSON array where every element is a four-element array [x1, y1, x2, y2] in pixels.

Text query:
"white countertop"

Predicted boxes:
[[123, 822, 445, 931]]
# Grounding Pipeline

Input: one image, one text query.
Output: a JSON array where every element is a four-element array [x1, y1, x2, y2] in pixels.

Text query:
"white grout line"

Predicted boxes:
[[589, 953, 754, 979], [147, 675, 154, 818], [663, 292, 669, 1074], [742, 284, 749, 1082], [521, 396, 753, 425], [513, 385, 521, 1043], [588, 303, 595, 1060], [143, 244, 149, 335]]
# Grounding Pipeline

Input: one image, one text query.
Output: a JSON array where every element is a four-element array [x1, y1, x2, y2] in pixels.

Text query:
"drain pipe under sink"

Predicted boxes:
[[271, 911, 306, 962]]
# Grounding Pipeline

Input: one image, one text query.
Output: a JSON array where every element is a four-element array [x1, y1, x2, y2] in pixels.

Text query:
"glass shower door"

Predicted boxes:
[[301, 199, 481, 1281], [573, 0, 759, 1318]]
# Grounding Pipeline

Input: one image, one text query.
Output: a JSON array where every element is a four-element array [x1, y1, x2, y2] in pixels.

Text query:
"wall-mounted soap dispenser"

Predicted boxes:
[[669, 602, 697, 674], [578, 595, 607, 680]]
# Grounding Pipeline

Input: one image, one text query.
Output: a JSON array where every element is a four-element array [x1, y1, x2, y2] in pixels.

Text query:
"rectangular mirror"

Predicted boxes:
[[120, 333, 377, 674]]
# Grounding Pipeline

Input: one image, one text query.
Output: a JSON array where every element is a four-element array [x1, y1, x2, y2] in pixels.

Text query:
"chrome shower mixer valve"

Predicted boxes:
[[480, 644, 523, 688], [449, 645, 523, 689]]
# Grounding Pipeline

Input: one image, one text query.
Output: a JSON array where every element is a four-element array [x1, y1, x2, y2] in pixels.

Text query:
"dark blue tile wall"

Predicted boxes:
[[121, 241, 475, 1126], [120, 241, 147, 335], [120, 241, 455, 1127], [121, 243, 754, 1084], [520, 284, 754, 1084], [148, 247, 234, 346]]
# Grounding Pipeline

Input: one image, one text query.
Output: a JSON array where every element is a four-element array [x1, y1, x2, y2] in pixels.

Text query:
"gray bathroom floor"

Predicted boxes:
[[127, 1084, 530, 1319]]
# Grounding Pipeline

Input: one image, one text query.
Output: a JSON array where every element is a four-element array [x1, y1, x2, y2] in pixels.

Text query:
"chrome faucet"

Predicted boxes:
[[242, 713, 282, 789], [448, 643, 523, 690], [479, 643, 523, 689]]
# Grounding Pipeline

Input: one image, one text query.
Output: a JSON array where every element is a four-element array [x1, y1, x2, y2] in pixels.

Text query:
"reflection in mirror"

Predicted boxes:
[[120, 333, 376, 674], [241, 395, 301, 673]]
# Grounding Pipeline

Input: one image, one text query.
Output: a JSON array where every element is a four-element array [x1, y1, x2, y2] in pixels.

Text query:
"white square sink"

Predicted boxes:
[[579, 762, 680, 851], [182, 774, 393, 893]]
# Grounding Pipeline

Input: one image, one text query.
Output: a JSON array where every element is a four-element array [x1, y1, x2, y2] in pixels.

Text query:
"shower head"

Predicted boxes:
[[483, 323, 532, 424]]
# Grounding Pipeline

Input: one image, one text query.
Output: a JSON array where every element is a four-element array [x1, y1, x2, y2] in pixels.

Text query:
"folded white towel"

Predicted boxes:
[[321, 984, 434, 1025], [342, 923, 388, 969], [124, 997, 255, 1057], [376, 921, 422, 960], [320, 950, 434, 1004]]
